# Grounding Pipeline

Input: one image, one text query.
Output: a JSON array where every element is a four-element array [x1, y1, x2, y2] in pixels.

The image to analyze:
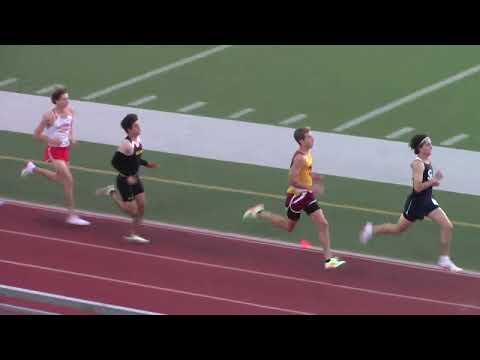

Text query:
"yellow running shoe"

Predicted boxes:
[[325, 257, 346, 269]]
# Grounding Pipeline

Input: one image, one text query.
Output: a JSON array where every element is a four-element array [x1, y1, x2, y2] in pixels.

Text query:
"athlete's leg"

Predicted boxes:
[[427, 208, 461, 271], [360, 214, 413, 244], [427, 208, 453, 257], [374, 214, 413, 236], [309, 209, 332, 259], [111, 191, 138, 216], [258, 210, 297, 232], [133, 192, 146, 235], [32, 166, 61, 183], [51, 160, 75, 213]]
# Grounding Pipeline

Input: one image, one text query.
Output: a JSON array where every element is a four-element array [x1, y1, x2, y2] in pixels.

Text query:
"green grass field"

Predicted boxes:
[[2, 45, 480, 149], [1, 45, 479, 270]]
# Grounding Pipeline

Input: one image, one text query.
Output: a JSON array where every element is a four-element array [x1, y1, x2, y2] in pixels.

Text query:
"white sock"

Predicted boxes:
[[439, 255, 450, 263]]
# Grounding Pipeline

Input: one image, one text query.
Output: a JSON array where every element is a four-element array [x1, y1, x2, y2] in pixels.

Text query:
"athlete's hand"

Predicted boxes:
[[434, 170, 444, 181], [146, 162, 158, 169], [431, 178, 441, 187], [312, 183, 324, 196], [127, 176, 138, 185]]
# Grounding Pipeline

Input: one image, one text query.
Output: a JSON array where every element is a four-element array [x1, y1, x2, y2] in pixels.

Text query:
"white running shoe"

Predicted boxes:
[[359, 222, 373, 245], [66, 215, 91, 226], [242, 204, 265, 221], [20, 161, 36, 177], [438, 258, 463, 273], [95, 185, 116, 197], [124, 234, 150, 244]]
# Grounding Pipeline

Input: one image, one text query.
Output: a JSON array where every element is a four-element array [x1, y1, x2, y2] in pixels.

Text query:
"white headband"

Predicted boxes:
[[419, 136, 431, 146]]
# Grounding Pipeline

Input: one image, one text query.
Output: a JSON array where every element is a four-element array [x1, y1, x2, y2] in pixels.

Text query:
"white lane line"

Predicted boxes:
[[35, 84, 64, 95], [385, 127, 416, 139], [0, 303, 58, 315], [0, 259, 310, 315], [278, 113, 307, 126], [228, 108, 255, 119], [178, 101, 207, 113], [83, 45, 233, 100], [6, 197, 480, 279], [2, 228, 480, 312], [440, 133, 470, 146], [333, 64, 480, 132], [127, 95, 158, 107], [0, 78, 18, 87]]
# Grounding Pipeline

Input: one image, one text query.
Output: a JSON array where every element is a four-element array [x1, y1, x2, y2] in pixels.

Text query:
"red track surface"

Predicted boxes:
[[1, 201, 479, 315]]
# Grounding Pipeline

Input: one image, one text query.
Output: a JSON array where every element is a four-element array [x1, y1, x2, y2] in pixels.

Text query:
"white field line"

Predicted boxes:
[[278, 114, 307, 126], [178, 101, 207, 113], [127, 95, 157, 107], [35, 84, 64, 95], [385, 127, 415, 139], [0, 78, 17, 87], [333, 64, 480, 132], [228, 108, 255, 119], [82, 45, 233, 100], [440, 134, 470, 146]]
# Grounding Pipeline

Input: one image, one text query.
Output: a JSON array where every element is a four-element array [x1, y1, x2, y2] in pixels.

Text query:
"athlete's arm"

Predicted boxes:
[[69, 108, 77, 145], [412, 160, 440, 193], [138, 157, 158, 168], [33, 113, 57, 145]]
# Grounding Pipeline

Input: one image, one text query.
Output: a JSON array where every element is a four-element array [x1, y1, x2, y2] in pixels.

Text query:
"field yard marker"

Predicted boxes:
[[278, 113, 307, 126], [385, 127, 415, 139], [178, 101, 207, 113], [333, 63, 480, 132], [82, 45, 233, 101], [228, 108, 255, 119], [127, 95, 157, 107], [35, 84, 64, 95], [0, 78, 17, 87], [440, 133, 470, 146]]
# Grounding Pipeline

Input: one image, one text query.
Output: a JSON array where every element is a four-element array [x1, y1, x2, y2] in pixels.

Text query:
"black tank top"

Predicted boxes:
[[411, 158, 433, 200], [111, 136, 145, 176]]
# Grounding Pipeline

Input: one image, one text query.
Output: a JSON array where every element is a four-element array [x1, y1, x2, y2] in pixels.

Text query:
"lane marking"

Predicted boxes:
[[333, 64, 480, 132], [228, 108, 255, 119], [35, 84, 64, 95], [440, 134, 470, 146], [127, 95, 157, 107], [2, 229, 479, 312], [82, 46, 232, 100], [177, 101, 207, 113], [385, 127, 415, 139], [4, 198, 480, 278], [278, 113, 307, 126], [0, 259, 311, 315], [0, 78, 18, 87]]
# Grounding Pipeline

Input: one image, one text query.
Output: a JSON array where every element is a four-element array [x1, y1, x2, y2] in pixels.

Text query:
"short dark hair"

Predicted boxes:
[[409, 134, 429, 154], [121, 114, 138, 133], [51, 87, 68, 104], [294, 127, 311, 145]]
